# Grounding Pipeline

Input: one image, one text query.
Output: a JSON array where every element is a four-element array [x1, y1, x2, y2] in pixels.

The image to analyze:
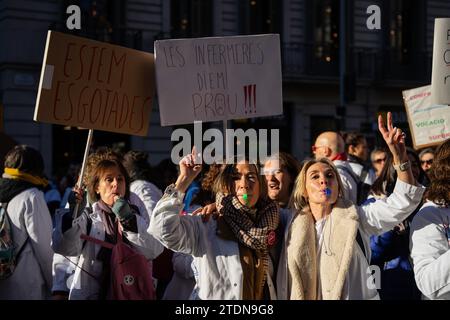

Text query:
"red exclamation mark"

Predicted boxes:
[[253, 84, 256, 113], [248, 85, 253, 113], [244, 85, 248, 114]]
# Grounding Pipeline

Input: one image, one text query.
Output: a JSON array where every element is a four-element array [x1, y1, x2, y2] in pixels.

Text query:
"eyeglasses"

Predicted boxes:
[[372, 158, 386, 164], [312, 145, 329, 152], [420, 159, 433, 165]]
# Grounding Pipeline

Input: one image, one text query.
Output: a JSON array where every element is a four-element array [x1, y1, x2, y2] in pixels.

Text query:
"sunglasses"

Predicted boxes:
[[372, 158, 386, 164], [420, 160, 433, 165]]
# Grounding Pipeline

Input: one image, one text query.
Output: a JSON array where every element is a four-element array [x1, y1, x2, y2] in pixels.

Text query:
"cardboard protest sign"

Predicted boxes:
[[402, 85, 450, 149], [34, 31, 155, 136], [155, 34, 283, 126], [431, 18, 450, 106]]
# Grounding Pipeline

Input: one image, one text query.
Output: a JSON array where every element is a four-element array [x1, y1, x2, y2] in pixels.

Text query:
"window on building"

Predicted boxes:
[[313, 0, 339, 63], [240, 0, 281, 35], [387, 0, 413, 65], [171, 0, 213, 38], [62, 0, 124, 44]]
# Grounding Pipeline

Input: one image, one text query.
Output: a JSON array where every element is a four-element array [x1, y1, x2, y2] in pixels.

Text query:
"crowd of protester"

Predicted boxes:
[[0, 112, 448, 300]]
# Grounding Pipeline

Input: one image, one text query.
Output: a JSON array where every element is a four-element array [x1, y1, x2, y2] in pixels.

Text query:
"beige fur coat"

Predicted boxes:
[[287, 199, 359, 300]]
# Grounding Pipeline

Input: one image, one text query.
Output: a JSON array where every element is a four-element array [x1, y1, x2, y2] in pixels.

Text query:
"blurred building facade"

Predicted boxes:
[[0, 0, 449, 177]]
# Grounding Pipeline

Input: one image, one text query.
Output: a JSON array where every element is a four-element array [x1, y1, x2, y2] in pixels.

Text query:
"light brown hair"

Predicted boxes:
[[86, 159, 130, 202], [425, 139, 450, 207]]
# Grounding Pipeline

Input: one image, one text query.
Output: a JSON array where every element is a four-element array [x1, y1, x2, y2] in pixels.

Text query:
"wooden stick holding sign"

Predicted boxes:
[[223, 119, 228, 162], [73, 129, 94, 218]]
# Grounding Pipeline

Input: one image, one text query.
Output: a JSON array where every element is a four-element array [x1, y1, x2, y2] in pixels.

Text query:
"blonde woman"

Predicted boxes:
[[276, 112, 426, 300]]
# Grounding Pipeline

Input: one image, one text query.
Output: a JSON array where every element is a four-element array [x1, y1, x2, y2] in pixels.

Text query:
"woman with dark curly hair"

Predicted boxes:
[[410, 138, 450, 300]]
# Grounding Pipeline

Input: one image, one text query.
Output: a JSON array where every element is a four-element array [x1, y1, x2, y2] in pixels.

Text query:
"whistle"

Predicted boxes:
[[242, 193, 249, 205]]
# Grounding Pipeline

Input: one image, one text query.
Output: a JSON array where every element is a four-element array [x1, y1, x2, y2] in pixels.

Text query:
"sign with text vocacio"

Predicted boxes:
[[155, 34, 283, 126], [402, 85, 450, 149], [34, 31, 155, 136]]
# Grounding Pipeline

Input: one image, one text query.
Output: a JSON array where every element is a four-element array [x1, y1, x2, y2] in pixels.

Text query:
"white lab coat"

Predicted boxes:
[[0, 188, 54, 300]]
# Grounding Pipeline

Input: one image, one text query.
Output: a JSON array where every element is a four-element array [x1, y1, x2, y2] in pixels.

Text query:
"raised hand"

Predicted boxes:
[[175, 146, 203, 193], [192, 203, 218, 223], [378, 112, 416, 185], [378, 112, 407, 164], [68, 185, 85, 217]]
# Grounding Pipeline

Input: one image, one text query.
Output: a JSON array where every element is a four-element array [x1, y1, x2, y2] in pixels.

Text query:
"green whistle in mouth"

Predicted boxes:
[[243, 193, 249, 205]]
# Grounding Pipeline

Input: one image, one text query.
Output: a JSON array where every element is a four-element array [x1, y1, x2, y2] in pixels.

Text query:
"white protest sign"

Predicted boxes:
[[402, 85, 450, 149], [431, 18, 450, 105], [155, 34, 283, 126], [34, 31, 155, 136]]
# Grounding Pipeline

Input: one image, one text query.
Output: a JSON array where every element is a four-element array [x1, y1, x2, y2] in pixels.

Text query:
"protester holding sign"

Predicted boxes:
[[276, 112, 425, 300], [52, 153, 163, 299], [149, 148, 279, 299], [410, 139, 450, 300]]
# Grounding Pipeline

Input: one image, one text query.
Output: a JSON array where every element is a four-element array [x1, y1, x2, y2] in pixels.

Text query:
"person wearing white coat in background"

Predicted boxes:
[[277, 113, 425, 300], [0, 145, 54, 300], [410, 139, 450, 300], [122, 150, 162, 218]]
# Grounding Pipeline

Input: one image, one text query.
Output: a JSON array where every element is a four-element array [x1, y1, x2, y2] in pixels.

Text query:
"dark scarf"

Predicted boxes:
[[0, 177, 41, 202], [95, 200, 121, 300], [96, 200, 118, 237], [215, 193, 279, 299]]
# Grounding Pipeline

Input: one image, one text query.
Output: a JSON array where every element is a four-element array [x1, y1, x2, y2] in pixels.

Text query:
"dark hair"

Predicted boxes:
[[278, 152, 302, 193], [122, 150, 152, 182], [151, 158, 179, 191], [214, 159, 268, 203], [343, 132, 366, 153], [425, 139, 450, 207], [4, 145, 45, 177], [86, 159, 130, 202], [264, 152, 302, 195], [371, 147, 428, 196]]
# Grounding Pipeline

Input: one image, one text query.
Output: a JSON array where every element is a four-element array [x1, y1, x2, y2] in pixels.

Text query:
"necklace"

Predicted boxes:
[[321, 214, 333, 256]]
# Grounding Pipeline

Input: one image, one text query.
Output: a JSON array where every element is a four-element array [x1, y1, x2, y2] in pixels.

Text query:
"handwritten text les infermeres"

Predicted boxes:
[[161, 41, 264, 119]]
